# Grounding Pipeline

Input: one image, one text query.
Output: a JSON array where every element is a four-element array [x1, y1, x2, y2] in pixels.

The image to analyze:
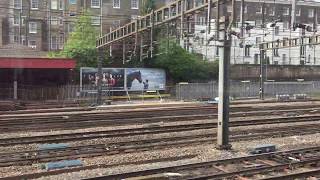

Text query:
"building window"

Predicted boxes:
[[59, 17, 64, 25], [283, 7, 290, 16], [273, 48, 279, 57], [59, 0, 64, 10], [59, 35, 64, 49], [282, 54, 287, 64], [256, 37, 261, 45], [69, 0, 76, 4], [269, 7, 275, 16], [31, 0, 39, 9], [91, 16, 101, 25], [275, 26, 279, 35], [131, 0, 138, 9], [244, 5, 247, 13], [51, 0, 58, 9], [245, 45, 250, 57], [256, 5, 263, 14], [14, 0, 21, 9], [91, 0, 100, 8], [28, 40, 37, 49], [51, 36, 58, 50], [296, 8, 301, 16], [113, 0, 120, 8], [51, 16, 59, 25], [308, 9, 315, 18], [13, 16, 20, 25], [29, 22, 37, 34], [300, 45, 306, 57], [14, 35, 19, 43], [255, 20, 262, 27]]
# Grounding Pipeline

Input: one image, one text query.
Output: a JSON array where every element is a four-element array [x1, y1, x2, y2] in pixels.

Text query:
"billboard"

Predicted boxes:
[[81, 68, 125, 91], [81, 68, 166, 91], [126, 68, 166, 91]]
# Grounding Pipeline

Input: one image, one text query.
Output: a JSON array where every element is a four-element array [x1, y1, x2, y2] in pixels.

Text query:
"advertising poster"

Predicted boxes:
[[126, 68, 166, 91], [81, 68, 166, 91], [81, 68, 125, 91]]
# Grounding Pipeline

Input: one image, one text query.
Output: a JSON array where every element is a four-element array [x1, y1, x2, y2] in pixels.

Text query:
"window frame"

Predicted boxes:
[[283, 7, 290, 16], [113, 0, 120, 9], [59, 0, 64, 10], [131, 0, 138, 9], [91, 0, 100, 8], [51, 16, 59, 25], [28, 40, 37, 49], [51, 0, 58, 10], [91, 16, 101, 25], [308, 9, 315, 18], [31, 0, 39, 10], [29, 22, 37, 34], [13, 15, 20, 25], [14, 0, 22, 9]]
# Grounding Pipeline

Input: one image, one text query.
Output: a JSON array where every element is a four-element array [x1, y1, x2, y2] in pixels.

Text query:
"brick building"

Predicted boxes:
[[1, 0, 156, 51]]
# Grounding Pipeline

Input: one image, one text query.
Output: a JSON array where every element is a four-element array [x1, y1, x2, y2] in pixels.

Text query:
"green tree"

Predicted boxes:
[[48, 12, 103, 69], [151, 40, 219, 82], [141, 0, 155, 15]]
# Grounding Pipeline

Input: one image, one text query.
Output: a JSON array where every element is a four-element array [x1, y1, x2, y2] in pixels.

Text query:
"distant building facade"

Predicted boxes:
[[1, 0, 147, 51], [187, 0, 320, 65]]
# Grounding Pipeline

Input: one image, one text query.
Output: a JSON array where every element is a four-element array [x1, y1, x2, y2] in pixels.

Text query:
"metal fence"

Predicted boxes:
[[1, 81, 319, 102], [0, 84, 175, 104], [176, 81, 319, 101]]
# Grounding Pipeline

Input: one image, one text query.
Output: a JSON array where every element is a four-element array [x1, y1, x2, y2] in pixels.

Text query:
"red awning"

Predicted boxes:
[[0, 57, 76, 69]]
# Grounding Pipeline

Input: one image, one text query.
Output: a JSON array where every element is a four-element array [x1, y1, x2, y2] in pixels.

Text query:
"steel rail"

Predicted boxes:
[[83, 146, 320, 179], [1, 123, 320, 167]]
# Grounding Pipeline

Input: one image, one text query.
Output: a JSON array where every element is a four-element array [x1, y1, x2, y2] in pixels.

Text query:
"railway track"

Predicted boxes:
[[2, 116, 320, 146], [1, 122, 320, 167], [1, 105, 320, 132], [84, 146, 320, 180]]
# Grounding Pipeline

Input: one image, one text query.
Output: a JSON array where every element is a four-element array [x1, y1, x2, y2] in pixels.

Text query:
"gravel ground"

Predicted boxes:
[[32, 133, 320, 180], [1, 131, 320, 179], [2, 119, 320, 153]]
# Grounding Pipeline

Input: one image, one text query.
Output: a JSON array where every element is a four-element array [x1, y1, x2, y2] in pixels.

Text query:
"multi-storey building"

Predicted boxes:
[[187, 0, 320, 65], [2, 0, 146, 51]]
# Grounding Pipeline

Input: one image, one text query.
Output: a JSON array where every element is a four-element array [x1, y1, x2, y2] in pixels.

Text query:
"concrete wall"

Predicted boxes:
[[231, 64, 320, 81]]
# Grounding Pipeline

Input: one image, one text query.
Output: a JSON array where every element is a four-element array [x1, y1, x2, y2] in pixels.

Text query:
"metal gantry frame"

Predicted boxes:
[[96, 0, 234, 150], [258, 34, 320, 99], [96, 0, 215, 48]]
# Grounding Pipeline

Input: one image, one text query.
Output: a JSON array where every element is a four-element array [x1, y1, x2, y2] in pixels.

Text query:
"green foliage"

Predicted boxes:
[[48, 12, 104, 69], [141, 0, 155, 15], [151, 41, 219, 82]]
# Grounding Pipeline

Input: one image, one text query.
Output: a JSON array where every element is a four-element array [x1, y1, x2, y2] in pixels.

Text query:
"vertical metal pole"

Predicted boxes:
[[122, 41, 126, 64], [19, 10, 22, 44], [166, 22, 170, 54], [240, 0, 245, 64], [97, 48, 103, 105], [205, 0, 212, 60], [217, 1, 232, 150], [100, 0, 103, 36], [140, 36, 143, 61], [260, 49, 265, 100], [150, 10, 154, 58], [180, 0, 185, 47], [291, 0, 297, 27], [13, 69, 18, 100]]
